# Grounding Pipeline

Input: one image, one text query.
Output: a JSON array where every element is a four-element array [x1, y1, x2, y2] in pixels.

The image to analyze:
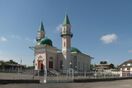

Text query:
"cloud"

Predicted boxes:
[[10, 35, 21, 40], [0, 56, 19, 62], [128, 50, 132, 53], [0, 57, 10, 61], [25, 38, 32, 42], [0, 36, 7, 42], [100, 33, 118, 44], [25, 37, 36, 44], [56, 24, 62, 32]]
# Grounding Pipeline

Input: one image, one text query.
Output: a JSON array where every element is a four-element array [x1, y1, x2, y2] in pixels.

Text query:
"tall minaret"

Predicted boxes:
[[61, 14, 73, 72], [35, 22, 46, 70], [36, 22, 45, 41]]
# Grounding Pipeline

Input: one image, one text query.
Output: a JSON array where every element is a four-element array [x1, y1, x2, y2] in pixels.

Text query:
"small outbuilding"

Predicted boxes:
[[119, 59, 132, 77]]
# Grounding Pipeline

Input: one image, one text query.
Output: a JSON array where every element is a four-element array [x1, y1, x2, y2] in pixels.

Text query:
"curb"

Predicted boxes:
[[74, 77, 132, 83], [0, 79, 40, 84]]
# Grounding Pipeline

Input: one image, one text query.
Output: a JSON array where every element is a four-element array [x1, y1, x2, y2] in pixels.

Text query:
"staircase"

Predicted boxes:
[[34, 70, 60, 76]]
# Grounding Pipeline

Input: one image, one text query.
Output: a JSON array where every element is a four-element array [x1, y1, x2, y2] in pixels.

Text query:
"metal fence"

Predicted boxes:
[[0, 70, 132, 83], [34, 71, 132, 83]]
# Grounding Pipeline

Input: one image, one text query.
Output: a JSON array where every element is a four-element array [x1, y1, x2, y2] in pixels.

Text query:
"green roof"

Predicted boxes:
[[63, 14, 71, 25], [71, 47, 81, 53], [38, 21, 45, 32], [38, 37, 53, 46]]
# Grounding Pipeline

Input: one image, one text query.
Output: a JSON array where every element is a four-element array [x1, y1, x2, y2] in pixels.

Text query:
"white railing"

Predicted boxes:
[[42, 71, 132, 83], [0, 70, 132, 83]]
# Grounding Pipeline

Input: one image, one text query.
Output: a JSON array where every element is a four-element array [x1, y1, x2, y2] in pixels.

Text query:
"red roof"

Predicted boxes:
[[119, 59, 132, 67]]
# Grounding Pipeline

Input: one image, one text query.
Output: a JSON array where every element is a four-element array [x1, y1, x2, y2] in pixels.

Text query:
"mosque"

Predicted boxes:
[[34, 14, 92, 73]]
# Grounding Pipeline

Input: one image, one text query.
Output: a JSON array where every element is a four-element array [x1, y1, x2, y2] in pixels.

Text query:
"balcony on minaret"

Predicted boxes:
[[60, 32, 73, 37]]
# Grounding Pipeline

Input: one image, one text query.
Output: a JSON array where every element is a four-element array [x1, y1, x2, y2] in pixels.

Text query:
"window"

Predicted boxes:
[[130, 68, 132, 71], [60, 60, 63, 69], [127, 63, 131, 66], [120, 68, 122, 71], [64, 28, 66, 33], [49, 57, 53, 60], [127, 68, 130, 70], [62, 28, 66, 34], [124, 68, 127, 71], [49, 57, 53, 69], [49, 61, 53, 68], [123, 64, 125, 66], [64, 42, 65, 47], [78, 62, 80, 70]]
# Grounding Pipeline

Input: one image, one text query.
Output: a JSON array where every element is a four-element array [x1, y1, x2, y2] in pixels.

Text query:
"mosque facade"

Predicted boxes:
[[34, 14, 92, 73]]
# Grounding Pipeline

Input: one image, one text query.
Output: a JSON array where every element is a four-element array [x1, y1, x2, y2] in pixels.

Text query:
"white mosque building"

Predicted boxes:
[[34, 14, 92, 73]]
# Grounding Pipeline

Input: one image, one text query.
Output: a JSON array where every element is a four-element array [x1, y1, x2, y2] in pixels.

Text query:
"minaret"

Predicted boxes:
[[36, 22, 45, 41], [61, 14, 73, 72], [35, 22, 46, 71]]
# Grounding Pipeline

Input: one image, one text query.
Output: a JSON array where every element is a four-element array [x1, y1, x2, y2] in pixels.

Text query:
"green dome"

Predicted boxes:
[[39, 37, 53, 46], [71, 47, 81, 53]]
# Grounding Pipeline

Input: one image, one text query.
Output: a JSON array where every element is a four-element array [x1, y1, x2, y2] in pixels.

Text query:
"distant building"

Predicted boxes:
[[34, 14, 92, 74], [119, 59, 132, 77], [0, 60, 25, 72], [95, 61, 114, 71], [96, 64, 111, 71]]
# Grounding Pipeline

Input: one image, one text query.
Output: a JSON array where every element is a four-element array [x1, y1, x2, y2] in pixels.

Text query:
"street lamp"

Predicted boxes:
[[69, 62, 72, 68], [43, 46, 47, 83], [69, 61, 74, 80], [17, 63, 20, 79], [43, 64, 47, 83], [75, 66, 78, 73], [33, 59, 35, 79]]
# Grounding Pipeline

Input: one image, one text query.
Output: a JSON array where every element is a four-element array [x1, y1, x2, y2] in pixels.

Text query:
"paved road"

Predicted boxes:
[[0, 79, 132, 88]]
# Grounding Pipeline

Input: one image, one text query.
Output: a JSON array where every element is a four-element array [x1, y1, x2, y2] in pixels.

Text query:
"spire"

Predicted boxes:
[[38, 21, 45, 32], [36, 21, 45, 41], [63, 14, 71, 25]]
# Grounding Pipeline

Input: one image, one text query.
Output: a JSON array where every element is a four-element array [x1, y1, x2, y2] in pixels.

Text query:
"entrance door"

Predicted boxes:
[[38, 60, 44, 70]]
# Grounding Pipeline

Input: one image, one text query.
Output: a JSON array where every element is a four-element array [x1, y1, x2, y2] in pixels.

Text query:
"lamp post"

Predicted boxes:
[[43, 46, 47, 83], [68, 62, 71, 76], [33, 59, 35, 79], [69, 62, 72, 68], [75, 66, 77, 73], [17, 63, 20, 79], [20, 59, 22, 79], [43, 64, 47, 83], [69, 61, 74, 80], [62, 64, 64, 73]]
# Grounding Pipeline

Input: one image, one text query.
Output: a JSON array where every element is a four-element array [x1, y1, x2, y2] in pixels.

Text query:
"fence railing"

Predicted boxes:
[[37, 71, 132, 83], [0, 70, 132, 83]]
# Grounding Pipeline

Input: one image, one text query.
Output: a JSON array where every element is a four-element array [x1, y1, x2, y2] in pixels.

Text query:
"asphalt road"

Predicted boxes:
[[0, 79, 132, 88]]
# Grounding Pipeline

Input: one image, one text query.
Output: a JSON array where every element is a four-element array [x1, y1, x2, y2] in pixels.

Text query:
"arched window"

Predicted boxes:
[[60, 60, 63, 69], [64, 41, 65, 47], [49, 57, 53, 69], [62, 28, 66, 34]]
